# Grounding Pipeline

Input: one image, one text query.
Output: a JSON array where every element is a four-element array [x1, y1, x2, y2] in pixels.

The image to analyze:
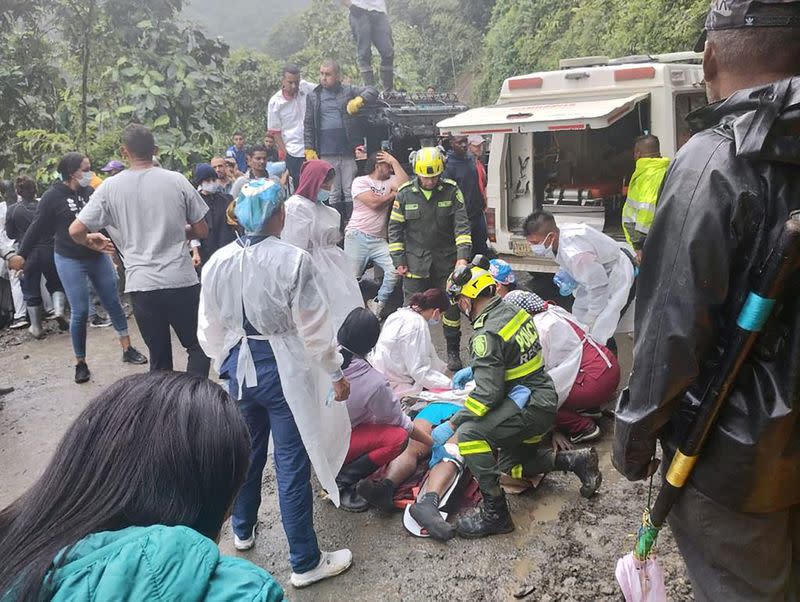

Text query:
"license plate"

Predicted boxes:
[[511, 239, 532, 257]]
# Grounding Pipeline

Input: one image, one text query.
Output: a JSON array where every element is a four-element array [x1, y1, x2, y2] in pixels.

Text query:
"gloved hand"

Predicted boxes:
[[347, 96, 365, 115], [305, 149, 318, 161], [428, 443, 455, 469], [431, 421, 454, 446], [451, 366, 473, 390], [508, 385, 531, 410]]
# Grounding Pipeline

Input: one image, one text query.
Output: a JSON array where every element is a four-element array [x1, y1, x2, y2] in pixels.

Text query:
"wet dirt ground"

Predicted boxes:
[[0, 312, 692, 601]]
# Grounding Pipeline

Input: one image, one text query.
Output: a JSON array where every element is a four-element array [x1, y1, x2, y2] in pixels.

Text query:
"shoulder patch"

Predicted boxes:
[[473, 313, 487, 329], [472, 334, 488, 358], [398, 180, 414, 191], [441, 178, 458, 187]]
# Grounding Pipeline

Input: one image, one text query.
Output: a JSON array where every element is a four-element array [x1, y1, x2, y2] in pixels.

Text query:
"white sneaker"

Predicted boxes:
[[290, 549, 353, 588], [234, 525, 256, 551], [367, 298, 385, 319]]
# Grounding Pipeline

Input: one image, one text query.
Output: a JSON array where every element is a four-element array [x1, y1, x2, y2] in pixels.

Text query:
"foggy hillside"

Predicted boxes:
[[183, 0, 311, 51]]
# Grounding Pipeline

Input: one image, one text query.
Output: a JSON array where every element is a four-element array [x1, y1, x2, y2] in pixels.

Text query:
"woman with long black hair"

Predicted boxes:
[[0, 371, 284, 601], [11, 152, 146, 383]]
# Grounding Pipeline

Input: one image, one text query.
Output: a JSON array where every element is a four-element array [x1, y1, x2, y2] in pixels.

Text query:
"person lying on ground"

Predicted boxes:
[[370, 288, 452, 396], [335, 307, 434, 511], [0, 372, 284, 601]]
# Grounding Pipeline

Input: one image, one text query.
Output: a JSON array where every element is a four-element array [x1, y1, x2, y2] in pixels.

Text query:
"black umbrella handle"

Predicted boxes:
[[651, 211, 800, 528]]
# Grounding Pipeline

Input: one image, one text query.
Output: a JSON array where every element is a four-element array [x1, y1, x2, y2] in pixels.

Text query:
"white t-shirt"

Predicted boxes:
[[351, 0, 387, 11], [267, 80, 316, 158], [347, 175, 399, 238]]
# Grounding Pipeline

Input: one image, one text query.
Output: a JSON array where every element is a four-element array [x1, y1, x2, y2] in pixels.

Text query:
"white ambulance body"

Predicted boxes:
[[437, 53, 707, 272]]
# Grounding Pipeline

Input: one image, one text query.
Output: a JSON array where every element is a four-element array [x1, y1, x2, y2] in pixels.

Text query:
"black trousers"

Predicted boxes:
[[130, 284, 210, 377], [21, 246, 62, 307], [286, 155, 305, 193]]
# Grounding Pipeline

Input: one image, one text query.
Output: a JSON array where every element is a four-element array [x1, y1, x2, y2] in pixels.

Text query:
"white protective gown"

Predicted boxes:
[[282, 195, 364, 329], [198, 236, 351, 506], [555, 223, 635, 343], [533, 305, 613, 405], [370, 307, 452, 397]]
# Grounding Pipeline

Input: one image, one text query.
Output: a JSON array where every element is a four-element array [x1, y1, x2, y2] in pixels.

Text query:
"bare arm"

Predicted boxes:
[[354, 190, 394, 210], [186, 218, 209, 240], [270, 130, 287, 156]]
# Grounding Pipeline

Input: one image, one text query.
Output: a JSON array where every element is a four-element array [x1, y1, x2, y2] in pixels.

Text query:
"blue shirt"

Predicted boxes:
[[226, 145, 247, 172], [318, 87, 349, 156]]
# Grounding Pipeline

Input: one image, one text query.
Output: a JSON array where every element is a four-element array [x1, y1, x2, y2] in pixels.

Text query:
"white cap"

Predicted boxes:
[[467, 135, 485, 146]]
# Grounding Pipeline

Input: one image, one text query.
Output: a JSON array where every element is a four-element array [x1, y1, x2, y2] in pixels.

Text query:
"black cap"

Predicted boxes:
[[694, 0, 800, 51]]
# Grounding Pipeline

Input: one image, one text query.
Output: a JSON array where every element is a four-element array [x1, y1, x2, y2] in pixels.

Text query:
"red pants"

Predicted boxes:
[[556, 340, 621, 435], [344, 423, 409, 466]]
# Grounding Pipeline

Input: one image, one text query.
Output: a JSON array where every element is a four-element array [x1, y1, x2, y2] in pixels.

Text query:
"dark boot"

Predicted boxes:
[[360, 69, 375, 86], [455, 491, 514, 538], [335, 455, 378, 512], [380, 67, 394, 93], [554, 448, 602, 498], [409, 492, 455, 541], [446, 339, 463, 372], [356, 478, 395, 512]]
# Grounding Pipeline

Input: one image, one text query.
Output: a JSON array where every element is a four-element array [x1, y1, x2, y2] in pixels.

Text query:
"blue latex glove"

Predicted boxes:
[[428, 443, 455, 469], [451, 366, 474, 390], [431, 421, 455, 446], [553, 270, 578, 297], [508, 385, 531, 410]]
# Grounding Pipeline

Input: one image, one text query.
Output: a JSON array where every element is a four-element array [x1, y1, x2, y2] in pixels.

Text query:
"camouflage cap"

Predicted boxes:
[[694, 0, 800, 51]]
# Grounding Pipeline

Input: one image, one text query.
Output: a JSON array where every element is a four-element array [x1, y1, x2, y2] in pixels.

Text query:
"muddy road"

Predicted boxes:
[[0, 318, 692, 600]]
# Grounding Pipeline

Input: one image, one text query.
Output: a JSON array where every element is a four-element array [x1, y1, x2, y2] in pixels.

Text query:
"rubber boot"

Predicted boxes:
[[27, 305, 46, 340], [456, 491, 514, 538], [409, 492, 455, 541], [445, 339, 463, 372], [335, 455, 378, 512], [52, 291, 69, 331], [360, 69, 375, 86], [356, 478, 395, 512], [554, 448, 602, 498]]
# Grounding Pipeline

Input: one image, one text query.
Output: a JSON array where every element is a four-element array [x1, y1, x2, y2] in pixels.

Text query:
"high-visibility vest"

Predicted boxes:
[[622, 157, 670, 246]]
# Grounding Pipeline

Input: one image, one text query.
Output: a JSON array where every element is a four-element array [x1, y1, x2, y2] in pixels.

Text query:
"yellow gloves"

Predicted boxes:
[[305, 149, 319, 161], [347, 96, 365, 115]]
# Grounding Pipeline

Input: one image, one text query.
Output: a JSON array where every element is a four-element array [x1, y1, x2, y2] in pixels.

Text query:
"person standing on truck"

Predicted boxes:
[[444, 135, 488, 256], [524, 211, 635, 353], [434, 261, 601, 538], [614, 1, 800, 599], [304, 59, 378, 232], [340, 0, 395, 92], [388, 146, 472, 371], [621, 134, 670, 262], [267, 64, 316, 189]]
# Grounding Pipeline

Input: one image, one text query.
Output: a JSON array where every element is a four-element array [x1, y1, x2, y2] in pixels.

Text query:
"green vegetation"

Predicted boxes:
[[0, 0, 709, 180]]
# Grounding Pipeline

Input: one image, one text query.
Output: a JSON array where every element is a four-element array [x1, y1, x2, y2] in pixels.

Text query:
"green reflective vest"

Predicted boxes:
[[622, 157, 671, 250]]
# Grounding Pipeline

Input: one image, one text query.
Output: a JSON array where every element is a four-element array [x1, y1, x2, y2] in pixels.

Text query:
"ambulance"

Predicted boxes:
[[437, 52, 707, 272]]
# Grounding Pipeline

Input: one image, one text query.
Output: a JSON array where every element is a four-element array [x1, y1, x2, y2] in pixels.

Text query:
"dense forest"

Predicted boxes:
[[1, 0, 707, 179]]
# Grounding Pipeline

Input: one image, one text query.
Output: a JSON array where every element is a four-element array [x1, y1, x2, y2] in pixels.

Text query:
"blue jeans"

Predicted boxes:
[[344, 229, 399, 304], [54, 252, 128, 359], [223, 339, 321, 574]]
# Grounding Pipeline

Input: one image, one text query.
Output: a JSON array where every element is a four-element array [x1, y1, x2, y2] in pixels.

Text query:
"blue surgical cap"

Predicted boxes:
[[234, 179, 284, 234]]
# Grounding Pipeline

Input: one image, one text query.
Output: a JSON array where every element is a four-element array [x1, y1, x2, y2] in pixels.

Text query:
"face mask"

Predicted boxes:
[[78, 171, 93, 187], [428, 316, 440, 326], [316, 188, 331, 204], [200, 182, 221, 194], [530, 234, 554, 259]]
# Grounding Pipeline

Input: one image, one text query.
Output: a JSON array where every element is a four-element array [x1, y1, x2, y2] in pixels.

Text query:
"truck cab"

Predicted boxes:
[[437, 53, 707, 272]]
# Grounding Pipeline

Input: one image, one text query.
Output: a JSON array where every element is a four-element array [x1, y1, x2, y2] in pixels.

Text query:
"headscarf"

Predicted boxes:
[[234, 178, 283, 235], [294, 159, 334, 201], [504, 290, 547, 315], [337, 307, 381, 369]]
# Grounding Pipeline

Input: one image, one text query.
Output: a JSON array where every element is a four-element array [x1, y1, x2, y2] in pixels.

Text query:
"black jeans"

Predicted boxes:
[[21, 246, 62, 307], [470, 212, 489, 256], [285, 155, 305, 194], [348, 5, 394, 86], [130, 284, 210, 376]]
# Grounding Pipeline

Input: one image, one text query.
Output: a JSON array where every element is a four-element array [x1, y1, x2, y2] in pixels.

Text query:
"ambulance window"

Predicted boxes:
[[675, 92, 707, 150]]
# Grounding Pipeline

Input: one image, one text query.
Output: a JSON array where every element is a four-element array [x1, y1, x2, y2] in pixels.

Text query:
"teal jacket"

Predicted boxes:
[[45, 525, 284, 601]]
